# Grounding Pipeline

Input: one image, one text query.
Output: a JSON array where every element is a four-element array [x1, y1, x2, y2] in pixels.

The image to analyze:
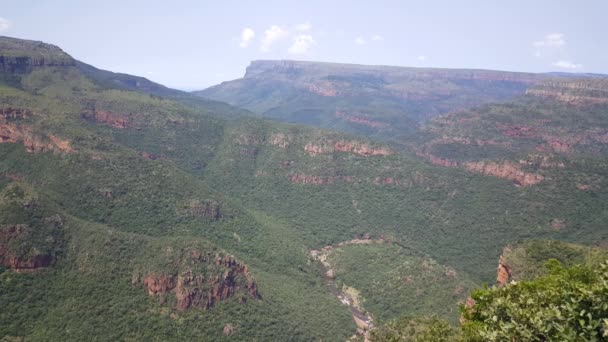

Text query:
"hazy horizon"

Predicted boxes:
[[3, 0, 607, 90]]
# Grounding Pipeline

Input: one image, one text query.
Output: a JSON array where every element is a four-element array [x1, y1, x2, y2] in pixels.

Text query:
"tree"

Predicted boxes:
[[461, 260, 608, 341]]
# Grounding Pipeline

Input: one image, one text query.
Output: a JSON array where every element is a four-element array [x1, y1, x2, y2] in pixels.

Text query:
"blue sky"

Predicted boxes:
[[2, 0, 607, 89]]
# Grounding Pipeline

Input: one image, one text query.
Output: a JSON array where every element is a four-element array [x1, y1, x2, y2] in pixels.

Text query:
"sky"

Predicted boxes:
[[2, 0, 607, 90]]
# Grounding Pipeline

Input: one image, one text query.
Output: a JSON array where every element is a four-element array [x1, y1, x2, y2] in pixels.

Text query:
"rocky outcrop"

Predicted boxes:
[[136, 254, 259, 311], [186, 200, 222, 220], [464, 161, 544, 186], [526, 80, 608, 105], [416, 152, 459, 168], [0, 108, 33, 120], [416, 151, 544, 186], [498, 124, 537, 138], [290, 174, 334, 185], [0, 215, 63, 272], [335, 111, 388, 128], [0, 55, 75, 74], [496, 246, 512, 287], [269, 133, 290, 148], [223, 324, 235, 336], [0, 123, 74, 154], [308, 82, 339, 96], [304, 140, 392, 157], [0, 37, 76, 74], [81, 110, 134, 129]]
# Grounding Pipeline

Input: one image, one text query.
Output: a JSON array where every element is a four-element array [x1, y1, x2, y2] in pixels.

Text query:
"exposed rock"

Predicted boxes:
[[304, 140, 392, 157], [0, 218, 62, 272], [576, 184, 591, 190], [464, 161, 544, 186], [0, 123, 74, 154], [290, 174, 334, 185], [416, 152, 459, 168], [526, 80, 608, 105], [0, 108, 33, 120], [417, 151, 544, 186], [304, 143, 333, 155], [334, 140, 393, 156], [307, 82, 339, 96], [335, 111, 388, 129], [496, 246, 512, 287], [269, 133, 290, 148], [82, 110, 133, 129], [143, 274, 175, 295], [498, 124, 537, 138], [137, 254, 259, 311], [289, 174, 356, 185], [141, 152, 165, 160], [186, 200, 222, 220], [0, 54, 75, 74], [223, 324, 235, 336], [550, 218, 566, 231], [372, 177, 399, 185]]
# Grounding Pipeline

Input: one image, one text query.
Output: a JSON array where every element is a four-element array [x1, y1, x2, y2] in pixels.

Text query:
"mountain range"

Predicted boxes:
[[1, 36, 607, 341]]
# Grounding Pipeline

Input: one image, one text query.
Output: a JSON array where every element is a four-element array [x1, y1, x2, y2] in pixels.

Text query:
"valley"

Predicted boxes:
[[0, 35, 607, 341]]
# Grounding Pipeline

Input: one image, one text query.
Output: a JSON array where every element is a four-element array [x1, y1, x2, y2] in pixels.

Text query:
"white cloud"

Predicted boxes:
[[552, 60, 582, 69], [354, 36, 366, 45], [0, 17, 10, 32], [371, 35, 384, 41], [417, 55, 426, 61], [289, 34, 316, 55], [534, 33, 565, 48], [260, 25, 290, 52], [239, 28, 255, 48], [295, 22, 311, 31]]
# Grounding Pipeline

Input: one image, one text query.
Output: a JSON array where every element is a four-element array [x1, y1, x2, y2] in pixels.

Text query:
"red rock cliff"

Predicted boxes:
[[135, 253, 259, 311]]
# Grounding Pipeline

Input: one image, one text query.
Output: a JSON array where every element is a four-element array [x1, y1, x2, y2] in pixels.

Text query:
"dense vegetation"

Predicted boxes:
[[461, 260, 608, 341], [326, 243, 475, 323], [370, 258, 608, 341], [1, 37, 608, 340], [196, 60, 545, 141]]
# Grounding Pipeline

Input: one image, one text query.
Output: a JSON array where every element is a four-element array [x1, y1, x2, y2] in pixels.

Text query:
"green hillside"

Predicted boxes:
[[1, 37, 608, 341], [195, 60, 553, 140]]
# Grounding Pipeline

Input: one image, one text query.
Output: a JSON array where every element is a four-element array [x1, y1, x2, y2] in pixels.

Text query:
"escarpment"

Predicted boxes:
[[81, 109, 135, 129], [0, 122, 74, 154], [304, 140, 392, 156], [0, 215, 64, 272], [0, 37, 75, 74], [134, 253, 259, 311], [526, 79, 608, 105], [0, 55, 75, 74], [0, 107, 34, 120], [185, 199, 222, 220], [496, 246, 512, 287]]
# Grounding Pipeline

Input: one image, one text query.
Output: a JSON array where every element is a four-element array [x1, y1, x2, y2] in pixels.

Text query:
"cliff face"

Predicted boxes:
[[304, 140, 392, 157], [0, 36, 75, 74], [81, 110, 134, 129], [186, 199, 222, 220], [526, 79, 608, 105], [0, 55, 75, 74], [496, 246, 512, 287], [134, 253, 259, 311], [0, 122, 74, 154], [197, 60, 550, 142], [0, 215, 64, 272], [243, 60, 544, 84]]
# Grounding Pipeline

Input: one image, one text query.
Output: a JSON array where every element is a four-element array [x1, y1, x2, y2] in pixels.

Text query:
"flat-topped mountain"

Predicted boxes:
[[1, 36, 608, 340], [196, 60, 563, 140]]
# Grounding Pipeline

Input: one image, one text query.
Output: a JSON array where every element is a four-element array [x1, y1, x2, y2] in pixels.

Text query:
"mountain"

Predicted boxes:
[[194, 60, 563, 140], [1, 36, 608, 341]]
